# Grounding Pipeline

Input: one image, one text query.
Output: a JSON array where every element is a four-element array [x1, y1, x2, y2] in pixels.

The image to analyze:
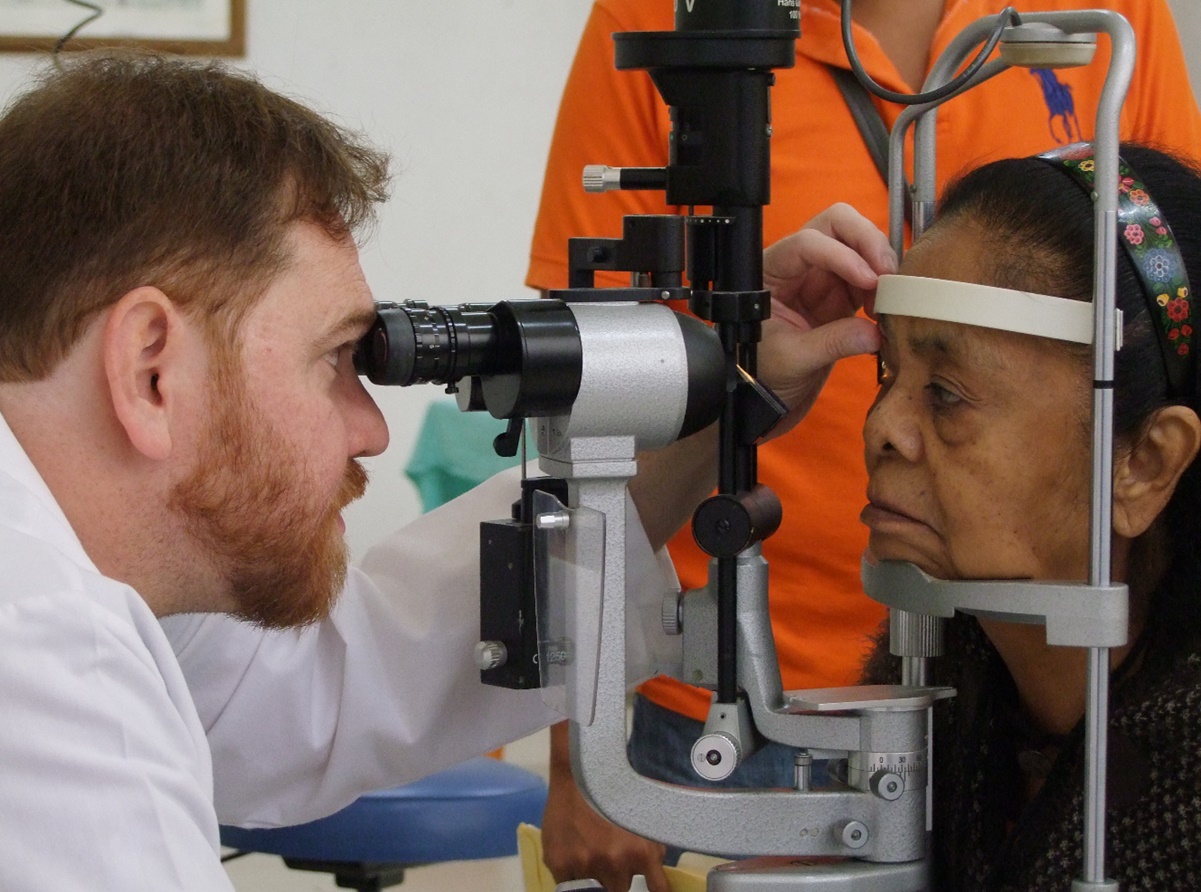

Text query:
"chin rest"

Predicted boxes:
[[220, 757, 548, 891]]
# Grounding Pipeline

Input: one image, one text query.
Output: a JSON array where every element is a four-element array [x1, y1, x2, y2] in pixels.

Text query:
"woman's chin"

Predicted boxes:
[[866, 536, 951, 579]]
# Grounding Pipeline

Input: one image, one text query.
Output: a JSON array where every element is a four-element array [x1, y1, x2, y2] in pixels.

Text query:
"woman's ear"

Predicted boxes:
[[102, 287, 183, 462], [1113, 405, 1201, 539]]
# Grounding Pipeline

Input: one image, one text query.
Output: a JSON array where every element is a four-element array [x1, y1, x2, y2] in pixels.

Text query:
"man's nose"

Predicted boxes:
[[350, 384, 390, 458]]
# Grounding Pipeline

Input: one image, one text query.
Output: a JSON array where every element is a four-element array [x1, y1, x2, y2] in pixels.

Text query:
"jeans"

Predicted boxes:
[[625, 694, 832, 863]]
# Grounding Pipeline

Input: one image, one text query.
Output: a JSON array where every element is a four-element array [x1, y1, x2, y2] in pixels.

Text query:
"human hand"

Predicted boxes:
[[764, 202, 896, 323], [542, 725, 670, 892], [757, 203, 895, 433]]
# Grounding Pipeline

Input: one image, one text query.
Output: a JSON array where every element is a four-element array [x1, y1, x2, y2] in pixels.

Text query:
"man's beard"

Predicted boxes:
[[169, 368, 368, 629]]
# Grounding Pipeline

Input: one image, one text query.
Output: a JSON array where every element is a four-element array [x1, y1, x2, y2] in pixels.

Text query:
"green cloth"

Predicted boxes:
[[404, 400, 534, 512]]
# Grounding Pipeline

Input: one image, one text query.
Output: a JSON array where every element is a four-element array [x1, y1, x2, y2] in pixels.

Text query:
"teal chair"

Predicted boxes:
[[403, 399, 535, 510]]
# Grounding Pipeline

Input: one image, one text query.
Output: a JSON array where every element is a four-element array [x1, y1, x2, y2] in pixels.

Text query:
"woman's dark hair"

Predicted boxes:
[[934, 144, 1201, 660]]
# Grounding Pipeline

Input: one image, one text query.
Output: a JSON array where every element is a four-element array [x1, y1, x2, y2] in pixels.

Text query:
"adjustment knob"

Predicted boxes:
[[840, 820, 870, 850], [582, 164, 621, 193], [691, 732, 741, 781], [475, 640, 508, 671], [869, 770, 906, 802]]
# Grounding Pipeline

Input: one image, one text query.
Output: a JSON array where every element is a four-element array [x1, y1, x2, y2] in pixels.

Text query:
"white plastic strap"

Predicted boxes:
[[874, 274, 1094, 345]]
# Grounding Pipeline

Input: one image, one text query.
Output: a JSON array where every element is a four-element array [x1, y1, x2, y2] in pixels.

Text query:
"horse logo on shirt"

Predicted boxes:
[[1031, 69, 1081, 144]]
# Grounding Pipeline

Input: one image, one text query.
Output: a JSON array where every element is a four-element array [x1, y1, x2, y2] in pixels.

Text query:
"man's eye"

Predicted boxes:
[[325, 343, 354, 369]]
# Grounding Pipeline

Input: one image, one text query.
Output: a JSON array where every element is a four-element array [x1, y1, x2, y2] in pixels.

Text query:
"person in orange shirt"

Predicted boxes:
[[526, 2, 1201, 890]]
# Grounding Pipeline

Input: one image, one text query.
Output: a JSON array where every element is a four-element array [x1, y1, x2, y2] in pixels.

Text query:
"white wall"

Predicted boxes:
[[1168, 0, 1201, 94], [0, 1, 1196, 559]]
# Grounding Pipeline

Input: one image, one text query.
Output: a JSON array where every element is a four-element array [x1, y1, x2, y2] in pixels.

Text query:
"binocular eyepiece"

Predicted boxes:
[[354, 299, 587, 420], [354, 300, 503, 388]]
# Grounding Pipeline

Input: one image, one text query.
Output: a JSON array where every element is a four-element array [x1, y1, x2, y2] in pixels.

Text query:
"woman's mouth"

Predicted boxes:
[[860, 499, 928, 531], [860, 493, 947, 573]]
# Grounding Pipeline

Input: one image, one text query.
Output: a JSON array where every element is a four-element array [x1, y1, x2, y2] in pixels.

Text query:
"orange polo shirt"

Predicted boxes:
[[526, 0, 1201, 721]]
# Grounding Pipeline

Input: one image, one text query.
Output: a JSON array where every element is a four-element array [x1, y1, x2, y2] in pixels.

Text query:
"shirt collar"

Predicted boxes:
[[798, 0, 996, 93]]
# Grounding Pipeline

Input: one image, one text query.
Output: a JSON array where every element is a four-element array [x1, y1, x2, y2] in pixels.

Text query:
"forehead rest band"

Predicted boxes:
[[875, 274, 1098, 345]]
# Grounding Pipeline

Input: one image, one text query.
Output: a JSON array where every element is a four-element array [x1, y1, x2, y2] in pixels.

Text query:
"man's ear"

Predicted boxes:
[[1113, 405, 1201, 539], [103, 287, 188, 462]]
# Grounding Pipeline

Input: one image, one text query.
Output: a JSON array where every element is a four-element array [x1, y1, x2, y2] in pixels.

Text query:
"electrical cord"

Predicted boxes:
[[53, 0, 104, 64], [840, 0, 1021, 105]]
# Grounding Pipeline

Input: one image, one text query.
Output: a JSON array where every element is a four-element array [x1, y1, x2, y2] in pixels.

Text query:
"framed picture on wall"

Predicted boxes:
[[0, 0, 245, 56]]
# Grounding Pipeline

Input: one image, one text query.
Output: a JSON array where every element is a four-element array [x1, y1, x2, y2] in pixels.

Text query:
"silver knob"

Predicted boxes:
[[691, 732, 740, 782], [582, 164, 621, 193], [475, 640, 508, 671], [869, 770, 906, 802], [534, 511, 571, 531], [840, 820, 870, 850], [891, 609, 944, 657]]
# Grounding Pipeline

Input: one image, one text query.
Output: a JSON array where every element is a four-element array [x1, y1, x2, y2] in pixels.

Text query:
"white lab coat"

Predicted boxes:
[[0, 411, 561, 892]]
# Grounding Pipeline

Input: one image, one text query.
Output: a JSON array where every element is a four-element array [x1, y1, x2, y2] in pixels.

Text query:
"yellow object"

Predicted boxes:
[[517, 823, 708, 892]]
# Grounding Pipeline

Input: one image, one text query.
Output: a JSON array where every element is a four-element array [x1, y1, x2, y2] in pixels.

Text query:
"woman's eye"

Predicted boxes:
[[876, 354, 893, 386], [925, 381, 963, 410]]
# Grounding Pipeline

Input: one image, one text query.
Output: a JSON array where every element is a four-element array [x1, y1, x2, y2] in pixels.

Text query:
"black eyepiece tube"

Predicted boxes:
[[355, 299, 584, 421], [355, 301, 502, 387]]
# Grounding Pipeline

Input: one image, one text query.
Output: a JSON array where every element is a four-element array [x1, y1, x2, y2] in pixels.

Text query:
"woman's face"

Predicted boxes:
[[862, 222, 1094, 581]]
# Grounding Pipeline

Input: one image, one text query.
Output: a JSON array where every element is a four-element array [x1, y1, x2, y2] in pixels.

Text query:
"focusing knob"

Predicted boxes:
[[869, 770, 906, 802], [840, 820, 870, 850], [583, 164, 620, 193], [691, 732, 741, 781], [692, 485, 783, 558], [475, 640, 508, 671]]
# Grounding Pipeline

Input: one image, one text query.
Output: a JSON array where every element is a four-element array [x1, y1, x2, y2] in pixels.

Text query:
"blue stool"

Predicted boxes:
[[220, 757, 548, 891]]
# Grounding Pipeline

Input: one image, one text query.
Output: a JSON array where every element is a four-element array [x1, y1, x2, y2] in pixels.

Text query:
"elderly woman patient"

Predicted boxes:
[[857, 144, 1201, 889]]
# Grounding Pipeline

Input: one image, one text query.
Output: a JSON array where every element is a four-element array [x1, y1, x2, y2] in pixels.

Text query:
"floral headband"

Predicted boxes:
[[1039, 143, 1194, 399]]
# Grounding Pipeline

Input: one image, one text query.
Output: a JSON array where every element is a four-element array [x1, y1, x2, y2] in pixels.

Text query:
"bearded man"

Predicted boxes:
[[0, 52, 568, 890]]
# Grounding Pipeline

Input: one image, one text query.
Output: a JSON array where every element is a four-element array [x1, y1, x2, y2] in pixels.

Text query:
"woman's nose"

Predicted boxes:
[[863, 384, 922, 465]]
